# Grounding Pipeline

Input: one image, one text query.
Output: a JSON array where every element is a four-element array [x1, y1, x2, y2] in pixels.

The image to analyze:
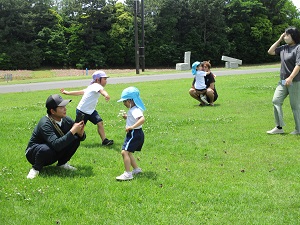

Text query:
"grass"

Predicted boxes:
[[1, 70, 300, 224], [0, 63, 281, 85]]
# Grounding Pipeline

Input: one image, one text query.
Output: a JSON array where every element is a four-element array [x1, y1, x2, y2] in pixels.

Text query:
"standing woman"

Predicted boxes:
[[267, 27, 300, 134]]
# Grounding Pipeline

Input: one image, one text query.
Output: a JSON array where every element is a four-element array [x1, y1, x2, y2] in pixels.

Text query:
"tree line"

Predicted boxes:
[[0, 0, 299, 70]]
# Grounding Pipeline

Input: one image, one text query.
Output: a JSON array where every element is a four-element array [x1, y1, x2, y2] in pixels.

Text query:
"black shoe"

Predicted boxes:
[[102, 138, 114, 146]]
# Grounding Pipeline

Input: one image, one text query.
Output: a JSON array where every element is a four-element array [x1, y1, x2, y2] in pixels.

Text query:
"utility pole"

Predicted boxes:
[[134, 0, 140, 74], [140, 0, 145, 72]]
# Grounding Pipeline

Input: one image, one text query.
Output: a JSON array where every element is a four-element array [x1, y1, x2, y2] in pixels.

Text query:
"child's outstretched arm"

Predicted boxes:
[[99, 89, 110, 101], [60, 88, 84, 96], [126, 116, 145, 132]]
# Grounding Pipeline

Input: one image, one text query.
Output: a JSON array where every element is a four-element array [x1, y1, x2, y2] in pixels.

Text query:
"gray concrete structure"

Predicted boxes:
[[176, 51, 191, 71], [221, 56, 243, 68]]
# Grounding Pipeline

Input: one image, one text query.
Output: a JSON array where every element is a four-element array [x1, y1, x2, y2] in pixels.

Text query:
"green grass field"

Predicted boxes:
[[1, 70, 300, 224]]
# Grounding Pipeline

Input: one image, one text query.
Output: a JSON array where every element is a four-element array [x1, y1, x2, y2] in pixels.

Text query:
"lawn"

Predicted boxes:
[[1, 70, 299, 225]]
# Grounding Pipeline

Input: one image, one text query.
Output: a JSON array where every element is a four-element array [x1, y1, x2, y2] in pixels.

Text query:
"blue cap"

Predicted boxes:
[[192, 61, 201, 75], [117, 87, 146, 111]]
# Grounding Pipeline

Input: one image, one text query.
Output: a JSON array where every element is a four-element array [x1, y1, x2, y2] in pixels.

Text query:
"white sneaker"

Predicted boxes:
[[132, 168, 142, 175], [116, 171, 133, 181], [200, 95, 209, 105], [27, 168, 39, 179], [267, 127, 284, 134], [290, 130, 300, 135], [58, 163, 77, 171]]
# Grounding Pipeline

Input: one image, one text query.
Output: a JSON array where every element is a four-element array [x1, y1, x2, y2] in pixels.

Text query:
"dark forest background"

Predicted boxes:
[[0, 0, 299, 70]]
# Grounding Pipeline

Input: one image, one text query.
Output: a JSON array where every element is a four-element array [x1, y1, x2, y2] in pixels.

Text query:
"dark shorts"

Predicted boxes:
[[76, 109, 103, 125], [122, 129, 144, 153], [196, 88, 207, 92]]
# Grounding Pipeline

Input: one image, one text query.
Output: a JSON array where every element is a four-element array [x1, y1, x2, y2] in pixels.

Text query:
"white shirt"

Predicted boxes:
[[77, 83, 103, 115], [126, 106, 144, 129], [194, 70, 206, 90]]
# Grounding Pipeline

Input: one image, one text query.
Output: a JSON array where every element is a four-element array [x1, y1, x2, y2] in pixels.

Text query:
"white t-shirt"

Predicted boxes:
[[77, 83, 103, 115], [126, 106, 144, 129], [194, 70, 206, 90]]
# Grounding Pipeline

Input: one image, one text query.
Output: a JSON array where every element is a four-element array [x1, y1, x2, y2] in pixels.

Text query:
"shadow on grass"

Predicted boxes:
[[40, 165, 94, 178], [82, 143, 121, 152], [135, 171, 157, 180], [194, 103, 221, 107]]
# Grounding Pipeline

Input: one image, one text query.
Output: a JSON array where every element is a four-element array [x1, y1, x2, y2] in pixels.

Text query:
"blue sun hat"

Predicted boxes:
[[192, 61, 201, 75], [117, 87, 146, 111]]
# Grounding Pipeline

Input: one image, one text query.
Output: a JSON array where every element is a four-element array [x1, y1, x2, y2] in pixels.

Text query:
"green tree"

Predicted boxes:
[[36, 9, 68, 67], [144, 0, 187, 67], [224, 0, 273, 63], [185, 0, 229, 64], [144, 0, 229, 67], [61, 0, 112, 68], [0, 0, 44, 69], [0, 0, 299, 69], [106, 2, 134, 66]]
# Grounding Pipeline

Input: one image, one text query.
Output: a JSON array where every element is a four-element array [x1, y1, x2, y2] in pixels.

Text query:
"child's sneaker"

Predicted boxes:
[[200, 95, 209, 105], [116, 171, 133, 181], [27, 168, 39, 179], [58, 163, 77, 171], [102, 138, 114, 146], [132, 167, 142, 175]]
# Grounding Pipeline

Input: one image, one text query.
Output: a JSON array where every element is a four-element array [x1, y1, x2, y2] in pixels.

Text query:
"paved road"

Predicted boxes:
[[0, 68, 279, 93]]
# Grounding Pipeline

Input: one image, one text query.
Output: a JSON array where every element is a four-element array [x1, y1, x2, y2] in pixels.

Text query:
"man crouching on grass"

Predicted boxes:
[[25, 94, 86, 179]]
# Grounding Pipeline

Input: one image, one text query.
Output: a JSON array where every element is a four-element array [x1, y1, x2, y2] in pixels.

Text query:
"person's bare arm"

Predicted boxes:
[[60, 89, 84, 95], [99, 89, 110, 101], [126, 116, 145, 132], [268, 33, 285, 55], [285, 65, 300, 86]]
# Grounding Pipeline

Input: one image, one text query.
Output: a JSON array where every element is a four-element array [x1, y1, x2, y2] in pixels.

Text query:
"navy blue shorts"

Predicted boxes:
[[122, 129, 144, 153], [76, 109, 103, 125]]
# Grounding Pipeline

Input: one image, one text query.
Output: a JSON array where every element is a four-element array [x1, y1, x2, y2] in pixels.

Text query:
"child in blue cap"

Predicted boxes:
[[191, 61, 210, 105], [60, 70, 114, 146], [116, 86, 146, 181]]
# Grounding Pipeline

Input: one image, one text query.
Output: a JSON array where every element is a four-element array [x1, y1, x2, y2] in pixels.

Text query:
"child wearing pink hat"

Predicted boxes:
[[61, 70, 114, 146]]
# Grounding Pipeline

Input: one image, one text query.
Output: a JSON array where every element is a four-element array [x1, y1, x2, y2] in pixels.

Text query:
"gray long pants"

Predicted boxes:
[[272, 81, 300, 131]]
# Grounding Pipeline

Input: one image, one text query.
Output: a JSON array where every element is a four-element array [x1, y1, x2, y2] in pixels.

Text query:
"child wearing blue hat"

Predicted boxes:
[[60, 70, 114, 146], [191, 61, 211, 105], [116, 87, 146, 181]]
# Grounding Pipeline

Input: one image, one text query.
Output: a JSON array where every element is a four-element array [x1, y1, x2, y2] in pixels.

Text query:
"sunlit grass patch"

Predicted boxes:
[[1, 72, 300, 224]]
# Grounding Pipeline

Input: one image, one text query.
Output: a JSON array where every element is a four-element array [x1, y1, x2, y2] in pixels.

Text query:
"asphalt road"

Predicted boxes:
[[0, 68, 279, 93]]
